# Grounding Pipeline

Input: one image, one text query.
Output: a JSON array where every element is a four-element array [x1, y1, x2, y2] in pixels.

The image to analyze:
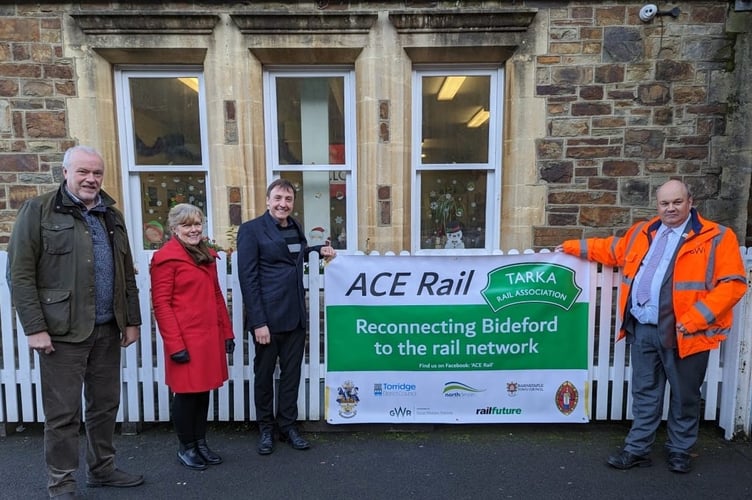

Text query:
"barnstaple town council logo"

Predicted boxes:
[[336, 380, 360, 418], [555, 381, 578, 415], [505, 381, 544, 397]]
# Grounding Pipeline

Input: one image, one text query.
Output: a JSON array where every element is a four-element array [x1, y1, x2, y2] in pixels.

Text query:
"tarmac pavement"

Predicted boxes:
[[2, 420, 752, 499]]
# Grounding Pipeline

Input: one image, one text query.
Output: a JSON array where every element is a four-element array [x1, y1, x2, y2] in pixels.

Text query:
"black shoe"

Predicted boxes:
[[281, 428, 311, 450], [177, 443, 208, 471], [196, 438, 223, 465], [667, 451, 692, 473], [51, 492, 77, 499], [607, 450, 652, 469], [86, 468, 144, 488], [257, 429, 274, 455]]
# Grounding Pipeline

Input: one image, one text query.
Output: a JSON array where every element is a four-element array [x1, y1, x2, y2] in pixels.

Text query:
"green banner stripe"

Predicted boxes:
[[327, 304, 588, 371]]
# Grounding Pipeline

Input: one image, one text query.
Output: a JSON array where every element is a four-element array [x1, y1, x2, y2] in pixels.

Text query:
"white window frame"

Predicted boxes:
[[411, 66, 504, 255], [114, 66, 213, 253], [263, 66, 357, 253]]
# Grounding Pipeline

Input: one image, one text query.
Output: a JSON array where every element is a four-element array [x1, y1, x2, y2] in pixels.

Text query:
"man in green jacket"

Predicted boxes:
[[7, 145, 143, 499]]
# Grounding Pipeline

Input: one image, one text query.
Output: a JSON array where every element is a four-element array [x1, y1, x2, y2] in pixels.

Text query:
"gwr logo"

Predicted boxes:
[[389, 406, 412, 417]]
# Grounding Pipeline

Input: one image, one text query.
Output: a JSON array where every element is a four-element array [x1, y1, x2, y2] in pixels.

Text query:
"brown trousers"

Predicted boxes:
[[39, 322, 121, 497]]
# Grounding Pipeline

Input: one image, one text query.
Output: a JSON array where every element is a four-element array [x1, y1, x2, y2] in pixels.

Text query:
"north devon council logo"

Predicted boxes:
[[442, 381, 485, 398], [336, 380, 360, 418], [555, 381, 578, 415]]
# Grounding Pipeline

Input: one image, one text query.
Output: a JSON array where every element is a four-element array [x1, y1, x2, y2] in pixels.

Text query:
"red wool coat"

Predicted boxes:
[[150, 238, 234, 393]]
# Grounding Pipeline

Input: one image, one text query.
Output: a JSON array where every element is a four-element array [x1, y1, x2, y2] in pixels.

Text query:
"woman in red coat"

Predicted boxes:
[[150, 203, 235, 471]]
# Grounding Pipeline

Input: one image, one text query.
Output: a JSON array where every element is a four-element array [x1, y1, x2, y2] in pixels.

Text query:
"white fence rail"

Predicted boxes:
[[2, 249, 751, 438]]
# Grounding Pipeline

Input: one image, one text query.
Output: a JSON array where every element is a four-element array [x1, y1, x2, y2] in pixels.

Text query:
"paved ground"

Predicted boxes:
[[2, 420, 752, 499]]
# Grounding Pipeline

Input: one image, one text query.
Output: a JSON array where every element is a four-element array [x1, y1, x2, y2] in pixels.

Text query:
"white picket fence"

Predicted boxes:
[[2, 249, 751, 438]]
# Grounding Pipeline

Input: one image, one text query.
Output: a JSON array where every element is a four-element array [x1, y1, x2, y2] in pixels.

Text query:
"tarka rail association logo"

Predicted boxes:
[[555, 381, 578, 415]]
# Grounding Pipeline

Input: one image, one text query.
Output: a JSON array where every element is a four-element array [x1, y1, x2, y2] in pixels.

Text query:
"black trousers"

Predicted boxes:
[[172, 391, 210, 445], [253, 327, 306, 433]]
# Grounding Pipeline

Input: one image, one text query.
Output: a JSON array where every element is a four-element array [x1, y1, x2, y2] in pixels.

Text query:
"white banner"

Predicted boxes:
[[324, 253, 592, 424]]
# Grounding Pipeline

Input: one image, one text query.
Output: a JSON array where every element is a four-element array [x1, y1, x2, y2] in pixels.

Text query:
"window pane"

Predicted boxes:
[[420, 170, 487, 250], [422, 75, 490, 164], [140, 172, 207, 249], [280, 171, 348, 249], [276, 77, 346, 165], [130, 77, 202, 165]]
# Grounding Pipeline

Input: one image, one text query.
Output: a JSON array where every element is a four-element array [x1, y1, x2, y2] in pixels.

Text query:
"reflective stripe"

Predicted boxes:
[[675, 281, 706, 291], [578, 239, 588, 259], [695, 301, 716, 324], [720, 274, 747, 283], [705, 230, 722, 289], [624, 221, 648, 257], [684, 327, 729, 338]]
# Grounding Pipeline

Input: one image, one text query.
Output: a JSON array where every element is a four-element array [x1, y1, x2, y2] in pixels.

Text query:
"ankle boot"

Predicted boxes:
[[196, 438, 223, 465], [177, 442, 207, 470]]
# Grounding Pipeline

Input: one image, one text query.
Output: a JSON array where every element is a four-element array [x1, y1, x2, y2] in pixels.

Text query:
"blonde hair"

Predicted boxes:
[[167, 203, 204, 233]]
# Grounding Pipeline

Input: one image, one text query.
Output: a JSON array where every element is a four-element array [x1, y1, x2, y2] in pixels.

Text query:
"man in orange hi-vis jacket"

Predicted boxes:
[[556, 179, 746, 474]]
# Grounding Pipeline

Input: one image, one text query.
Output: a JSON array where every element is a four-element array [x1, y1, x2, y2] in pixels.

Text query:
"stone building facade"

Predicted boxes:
[[0, 1, 750, 254]]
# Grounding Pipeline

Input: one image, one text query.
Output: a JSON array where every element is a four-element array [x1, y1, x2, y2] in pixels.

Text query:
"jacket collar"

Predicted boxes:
[[54, 181, 116, 214], [646, 207, 702, 239], [154, 237, 219, 266]]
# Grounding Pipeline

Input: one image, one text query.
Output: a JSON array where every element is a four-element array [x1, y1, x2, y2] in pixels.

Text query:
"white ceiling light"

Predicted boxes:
[[467, 108, 490, 128], [437, 76, 466, 101]]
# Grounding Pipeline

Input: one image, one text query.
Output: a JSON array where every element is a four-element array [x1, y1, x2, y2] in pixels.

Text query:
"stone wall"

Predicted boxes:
[[0, 1, 750, 250], [533, 2, 751, 248], [0, 6, 75, 245]]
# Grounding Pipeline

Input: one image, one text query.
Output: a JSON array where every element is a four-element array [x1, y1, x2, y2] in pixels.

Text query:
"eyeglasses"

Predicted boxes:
[[179, 222, 203, 229]]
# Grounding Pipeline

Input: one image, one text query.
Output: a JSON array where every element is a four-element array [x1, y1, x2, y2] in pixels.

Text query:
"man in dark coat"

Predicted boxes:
[[7, 145, 143, 498], [237, 178, 336, 455]]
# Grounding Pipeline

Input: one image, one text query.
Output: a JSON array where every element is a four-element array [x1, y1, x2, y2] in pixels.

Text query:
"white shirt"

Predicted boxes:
[[630, 217, 689, 325]]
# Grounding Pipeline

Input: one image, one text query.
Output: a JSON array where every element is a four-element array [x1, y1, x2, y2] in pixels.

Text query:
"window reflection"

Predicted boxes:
[[276, 77, 346, 166], [421, 75, 490, 164], [420, 170, 486, 250], [280, 171, 348, 249], [130, 77, 202, 165], [140, 172, 207, 249]]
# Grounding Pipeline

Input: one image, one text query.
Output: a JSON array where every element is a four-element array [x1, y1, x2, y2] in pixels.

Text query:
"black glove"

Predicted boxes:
[[171, 349, 190, 364], [225, 339, 236, 354]]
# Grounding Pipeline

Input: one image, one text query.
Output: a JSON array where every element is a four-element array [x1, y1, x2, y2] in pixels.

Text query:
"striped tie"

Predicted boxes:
[[636, 229, 669, 306]]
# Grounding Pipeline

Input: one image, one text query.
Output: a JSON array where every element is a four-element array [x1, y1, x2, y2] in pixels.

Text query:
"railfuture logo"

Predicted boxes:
[[475, 406, 523, 416], [373, 382, 417, 397]]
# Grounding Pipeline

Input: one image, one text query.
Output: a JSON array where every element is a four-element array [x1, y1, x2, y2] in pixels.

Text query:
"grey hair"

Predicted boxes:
[[167, 203, 205, 233], [62, 145, 102, 169]]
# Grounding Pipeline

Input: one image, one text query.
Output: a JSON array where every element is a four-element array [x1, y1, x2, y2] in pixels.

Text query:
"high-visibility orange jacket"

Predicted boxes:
[[561, 208, 747, 358]]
